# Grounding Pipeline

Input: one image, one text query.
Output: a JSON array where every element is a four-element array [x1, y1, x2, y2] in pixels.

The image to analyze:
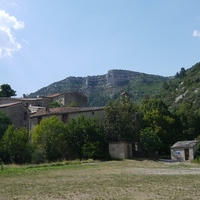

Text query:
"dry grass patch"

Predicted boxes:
[[0, 159, 200, 199]]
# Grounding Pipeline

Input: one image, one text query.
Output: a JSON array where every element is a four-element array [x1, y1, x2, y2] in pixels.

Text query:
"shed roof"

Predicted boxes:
[[30, 107, 104, 118], [171, 140, 199, 149]]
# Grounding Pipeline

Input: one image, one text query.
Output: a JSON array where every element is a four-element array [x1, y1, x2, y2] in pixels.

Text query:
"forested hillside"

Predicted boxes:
[[160, 62, 200, 112]]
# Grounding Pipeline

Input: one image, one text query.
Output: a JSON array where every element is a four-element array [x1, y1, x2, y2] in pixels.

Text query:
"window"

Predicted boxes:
[[24, 112, 27, 120], [62, 114, 68, 123], [38, 116, 42, 124]]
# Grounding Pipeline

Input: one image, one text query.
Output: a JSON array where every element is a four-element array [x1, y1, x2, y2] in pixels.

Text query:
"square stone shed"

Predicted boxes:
[[171, 140, 199, 161], [109, 142, 133, 159]]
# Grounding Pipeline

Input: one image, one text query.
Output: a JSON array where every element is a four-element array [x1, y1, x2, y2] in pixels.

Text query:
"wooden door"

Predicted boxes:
[[184, 149, 189, 160]]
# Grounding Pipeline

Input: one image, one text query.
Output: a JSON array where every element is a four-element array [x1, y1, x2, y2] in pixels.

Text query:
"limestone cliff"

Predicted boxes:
[[28, 69, 169, 106]]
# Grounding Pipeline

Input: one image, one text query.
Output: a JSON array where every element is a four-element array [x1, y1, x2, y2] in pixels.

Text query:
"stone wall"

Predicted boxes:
[[29, 108, 104, 131], [0, 104, 30, 129], [171, 148, 196, 161], [63, 92, 87, 107], [109, 142, 133, 159]]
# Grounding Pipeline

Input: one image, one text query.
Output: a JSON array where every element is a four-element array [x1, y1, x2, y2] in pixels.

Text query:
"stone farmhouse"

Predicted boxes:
[[0, 92, 96, 130], [0, 92, 87, 108], [0, 102, 30, 129], [29, 106, 104, 131], [48, 92, 87, 107]]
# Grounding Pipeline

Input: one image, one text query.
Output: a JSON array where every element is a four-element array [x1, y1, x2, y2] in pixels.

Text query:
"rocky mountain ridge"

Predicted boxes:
[[28, 69, 170, 106]]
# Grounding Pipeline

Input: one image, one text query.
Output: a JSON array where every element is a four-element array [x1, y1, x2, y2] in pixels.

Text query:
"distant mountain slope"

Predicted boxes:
[[160, 62, 200, 112], [28, 69, 170, 106]]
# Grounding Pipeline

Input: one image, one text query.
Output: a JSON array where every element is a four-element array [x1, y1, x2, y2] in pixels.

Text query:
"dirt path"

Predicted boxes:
[[126, 167, 200, 175]]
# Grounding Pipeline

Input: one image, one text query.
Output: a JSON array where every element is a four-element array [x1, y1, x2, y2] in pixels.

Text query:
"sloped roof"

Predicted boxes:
[[65, 92, 87, 98], [47, 92, 87, 98], [30, 107, 104, 118], [171, 140, 199, 149], [0, 102, 30, 112], [0, 97, 44, 101], [47, 93, 62, 98], [0, 101, 22, 107]]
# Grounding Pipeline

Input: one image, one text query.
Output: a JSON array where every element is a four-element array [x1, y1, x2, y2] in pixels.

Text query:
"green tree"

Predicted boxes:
[[162, 81, 170, 90], [0, 111, 12, 140], [140, 127, 162, 157], [179, 67, 186, 78], [175, 102, 200, 140], [65, 115, 108, 160], [139, 98, 178, 155], [0, 84, 16, 97], [104, 94, 141, 142], [49, 101, 62, 108], [68, 101, 78, 107], [31, 116, 66, 162], [0, 125, 32, 164]]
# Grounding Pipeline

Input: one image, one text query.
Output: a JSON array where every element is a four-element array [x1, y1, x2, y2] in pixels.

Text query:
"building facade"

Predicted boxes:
[[0, 92, 87, 109], [0, 102, 30, 129], [0, 96, 52, 108], [29, 107, 104, 131], [171, 140, 199, 161], [109, 142, 133, 159], [49, 92, 87, 107]]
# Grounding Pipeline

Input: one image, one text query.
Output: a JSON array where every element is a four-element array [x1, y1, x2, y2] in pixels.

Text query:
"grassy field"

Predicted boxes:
[[0, 159, 200, 200]]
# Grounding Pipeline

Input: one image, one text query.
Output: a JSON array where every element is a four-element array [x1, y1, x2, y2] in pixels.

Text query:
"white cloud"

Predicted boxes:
[[193, 30, 200, 38], [0, 9, 24, 58]]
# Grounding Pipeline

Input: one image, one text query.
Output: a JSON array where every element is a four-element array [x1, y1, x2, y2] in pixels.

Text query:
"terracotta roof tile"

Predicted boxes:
[[47, 93, 62, 98], [30, 107, 104, 118]]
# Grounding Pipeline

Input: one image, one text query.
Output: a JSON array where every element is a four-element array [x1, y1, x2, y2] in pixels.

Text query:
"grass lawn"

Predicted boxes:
[[0, 159, 200, 199]]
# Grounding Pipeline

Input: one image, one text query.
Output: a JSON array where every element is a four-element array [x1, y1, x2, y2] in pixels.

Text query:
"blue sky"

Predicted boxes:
[[1, 0, 200, 97]]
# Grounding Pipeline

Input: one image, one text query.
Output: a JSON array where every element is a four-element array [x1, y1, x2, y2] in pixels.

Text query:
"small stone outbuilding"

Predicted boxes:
[[109, 142, 133, 159], [171, 140, 199, 161]]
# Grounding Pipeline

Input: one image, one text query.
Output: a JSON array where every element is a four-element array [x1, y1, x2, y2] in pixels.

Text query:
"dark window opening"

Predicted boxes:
[[38, 116, 42, 124], [62, 114, 68, 123], [24, 112, 27, 120]]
